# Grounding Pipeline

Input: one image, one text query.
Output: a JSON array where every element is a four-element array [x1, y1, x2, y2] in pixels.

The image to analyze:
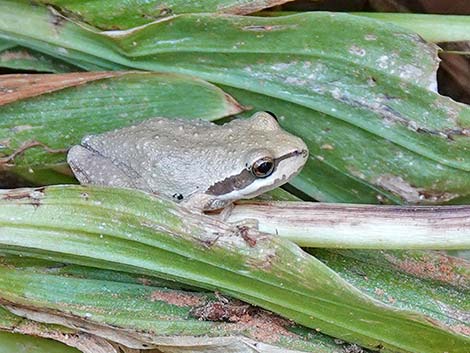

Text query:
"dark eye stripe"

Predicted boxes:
[[206, 168, 255, 196], [206, 150, 306, 196]]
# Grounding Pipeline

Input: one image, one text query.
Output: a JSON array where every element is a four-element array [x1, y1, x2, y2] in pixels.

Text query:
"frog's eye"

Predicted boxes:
[[251, 157, 275, 178]]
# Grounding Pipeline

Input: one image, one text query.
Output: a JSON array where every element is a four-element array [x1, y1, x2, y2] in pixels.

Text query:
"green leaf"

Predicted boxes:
[[0, 332, 80, 353], [2, 1, 469, 203], [260, 11, 470, 44], [353, 13, 470, 43], [0, 185, 467, 353], [309, 249, 470, 331], [0, 45, 80, 72], [0, 255, 350, 352], [0, 71, 243, 185], [35, 0, 293, 30], [0, 38, 15, 51], [1, 250, 467, 352]]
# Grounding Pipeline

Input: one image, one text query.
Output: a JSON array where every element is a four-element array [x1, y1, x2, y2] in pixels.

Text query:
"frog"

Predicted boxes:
[[67, 111, 309, 211]]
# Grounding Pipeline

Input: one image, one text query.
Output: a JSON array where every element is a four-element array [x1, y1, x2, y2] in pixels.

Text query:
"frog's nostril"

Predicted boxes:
[[293, 149, 308, 158]]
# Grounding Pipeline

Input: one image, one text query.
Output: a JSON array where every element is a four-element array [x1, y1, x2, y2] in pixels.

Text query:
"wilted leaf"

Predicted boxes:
[[0, 305, 115, 353], [1, 1, 469, 204], [226, 201, 470, 249]]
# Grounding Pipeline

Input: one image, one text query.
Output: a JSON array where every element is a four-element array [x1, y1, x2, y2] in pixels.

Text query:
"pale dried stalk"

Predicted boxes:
[[226, 201, 470, 249]]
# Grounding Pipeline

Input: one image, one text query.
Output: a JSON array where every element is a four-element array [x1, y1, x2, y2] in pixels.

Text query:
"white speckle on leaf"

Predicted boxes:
[[367, 77, 377, 87], [375, 174, 458, 203], [57, 47, 68, 55], [320, 144, 334, 150], [271, 62, 293, 72], [349, 45, 366, 57], [375, 175, 421, 203], [285, 76, 306, 85], [156, 38, 191, 45], [330, 87, 341, 99], [29, 190, 44, 200], [377, 55, 389, 69]]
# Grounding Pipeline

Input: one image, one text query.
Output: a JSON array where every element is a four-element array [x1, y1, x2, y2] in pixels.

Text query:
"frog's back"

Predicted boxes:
[[76, 118, 237, 202], [83, 118, 217, 157]]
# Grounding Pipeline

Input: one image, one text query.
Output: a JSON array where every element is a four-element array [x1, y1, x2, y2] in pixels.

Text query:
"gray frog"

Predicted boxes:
[[67, 112, 309, 211]]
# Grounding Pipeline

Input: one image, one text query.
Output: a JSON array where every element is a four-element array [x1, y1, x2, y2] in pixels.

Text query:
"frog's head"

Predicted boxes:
[[206, 112, 309, 206]]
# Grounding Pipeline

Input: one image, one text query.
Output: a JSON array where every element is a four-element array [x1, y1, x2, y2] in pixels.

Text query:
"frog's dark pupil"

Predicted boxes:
[[251, 157, 274, 177], [257, 161, 273, 174]]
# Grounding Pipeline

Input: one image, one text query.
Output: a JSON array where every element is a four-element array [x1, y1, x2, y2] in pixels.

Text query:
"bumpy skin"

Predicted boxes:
[[68, 112, 308, 210]]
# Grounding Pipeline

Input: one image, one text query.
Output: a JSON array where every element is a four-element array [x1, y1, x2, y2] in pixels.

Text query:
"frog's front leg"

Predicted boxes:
[[182, 195, 260, 230], [181, 193, 232, 213], [67, 145, 146, 190]]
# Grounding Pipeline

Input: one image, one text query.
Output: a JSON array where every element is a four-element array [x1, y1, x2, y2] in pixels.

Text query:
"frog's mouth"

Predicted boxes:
[[207, 149, 308, 200]]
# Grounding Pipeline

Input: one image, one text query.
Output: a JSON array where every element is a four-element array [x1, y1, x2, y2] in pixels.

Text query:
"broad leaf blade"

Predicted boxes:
[[0, 39, 15, 52], [36, 0, 295, 30], [309, 249, 470, 332], [0, 185, 467, 352], [0, 45, 80, 72], [1, 1, 469, 203], [0, 255, 350, 353]]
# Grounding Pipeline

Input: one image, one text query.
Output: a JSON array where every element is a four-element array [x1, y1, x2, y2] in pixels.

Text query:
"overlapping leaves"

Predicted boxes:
[[1, 0, 469, 203]]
